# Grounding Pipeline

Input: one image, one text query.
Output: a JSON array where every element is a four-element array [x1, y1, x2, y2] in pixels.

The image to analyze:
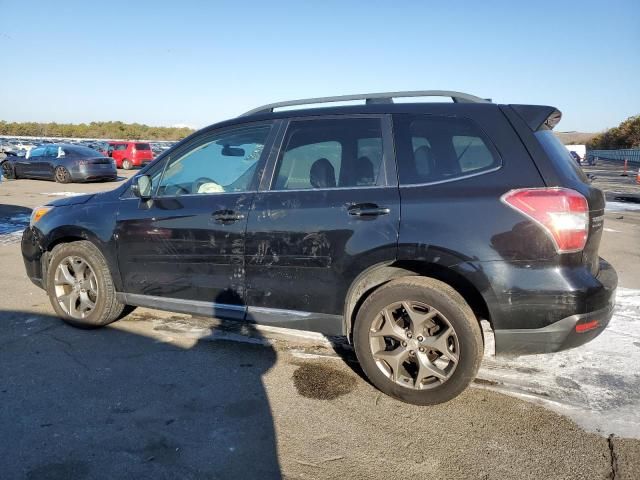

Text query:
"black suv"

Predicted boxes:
[[21, 91, 617, 404]]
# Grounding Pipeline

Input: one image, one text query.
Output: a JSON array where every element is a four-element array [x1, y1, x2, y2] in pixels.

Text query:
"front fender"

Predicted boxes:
[[36, 201, 122, 291]]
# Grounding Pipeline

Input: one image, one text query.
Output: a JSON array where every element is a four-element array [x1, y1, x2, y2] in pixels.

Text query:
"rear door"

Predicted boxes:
[[244, 115, 400, 334], [42, 145, 59, 177], [111, 143, 126, 167], [16, 146, 46, 177]]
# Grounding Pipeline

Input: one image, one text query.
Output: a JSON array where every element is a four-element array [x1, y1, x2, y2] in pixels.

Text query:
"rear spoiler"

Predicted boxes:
[[509, 104, 562, 131]]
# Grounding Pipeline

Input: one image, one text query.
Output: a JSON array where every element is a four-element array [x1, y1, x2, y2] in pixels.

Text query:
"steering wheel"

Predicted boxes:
[[192, 177, 222, 194]]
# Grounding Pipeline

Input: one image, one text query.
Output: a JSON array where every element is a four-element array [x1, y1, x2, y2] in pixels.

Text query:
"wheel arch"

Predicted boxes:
[[344, 260, 494, 341], [41, 227, 121, 291]]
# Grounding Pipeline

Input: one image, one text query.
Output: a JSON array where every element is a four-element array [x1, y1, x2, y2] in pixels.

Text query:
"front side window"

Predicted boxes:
[[396, 115, 501, 185], [272, 118, 385, 190], [156, 124, 271, 196]]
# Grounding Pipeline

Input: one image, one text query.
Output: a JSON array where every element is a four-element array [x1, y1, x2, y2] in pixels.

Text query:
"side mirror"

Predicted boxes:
[[131, 175, 152, 200]]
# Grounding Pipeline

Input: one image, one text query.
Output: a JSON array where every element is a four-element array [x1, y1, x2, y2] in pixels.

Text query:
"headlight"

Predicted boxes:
[[30, 206, 53, 226]]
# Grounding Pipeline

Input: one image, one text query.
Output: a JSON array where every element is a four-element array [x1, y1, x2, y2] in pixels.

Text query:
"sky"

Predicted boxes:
[[0, 0, 638, 132]]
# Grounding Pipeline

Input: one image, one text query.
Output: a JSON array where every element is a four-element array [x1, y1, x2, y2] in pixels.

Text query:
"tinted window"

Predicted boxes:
[[273, 118, 384, 190], [135, 143, 151, 150], [114, 144, 128, 151], [157, 124, 271, 196], [44, 146, 59, 157], [69, 146, 101, 157], [396, 115, 500, 185]]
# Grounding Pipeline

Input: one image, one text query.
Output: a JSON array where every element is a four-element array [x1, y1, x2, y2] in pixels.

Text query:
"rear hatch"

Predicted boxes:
[[505, 105, 605, 275], [133, 143, 153, 161]]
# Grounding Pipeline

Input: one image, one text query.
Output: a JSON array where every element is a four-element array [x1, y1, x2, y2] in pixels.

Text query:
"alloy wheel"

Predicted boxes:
[[368, 301, 459, 389], [55, 167, 69, 183], [53, 256, 98, 319]]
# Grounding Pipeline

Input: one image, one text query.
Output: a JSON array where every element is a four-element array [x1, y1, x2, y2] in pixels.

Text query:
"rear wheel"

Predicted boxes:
[[121, 159, 133, 170], [46, 241, 128, 328], [353, 277, 483, 405], [54, 166, 71, 183]]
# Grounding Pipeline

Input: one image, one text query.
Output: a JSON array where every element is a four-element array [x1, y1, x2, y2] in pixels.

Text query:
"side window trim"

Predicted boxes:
[[151, 120, 277, 198], [260, 114, 396, 192]]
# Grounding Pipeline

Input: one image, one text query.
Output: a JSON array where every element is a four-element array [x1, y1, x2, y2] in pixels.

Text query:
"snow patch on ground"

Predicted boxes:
[[40, 192, 84, 197], [480, 287, 640, 438], [0, 213, 30, 245], [605, 201, 640, 212]]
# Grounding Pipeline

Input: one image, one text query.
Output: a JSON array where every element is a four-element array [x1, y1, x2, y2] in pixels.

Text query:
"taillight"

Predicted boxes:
[[501, 188, 588, 254]]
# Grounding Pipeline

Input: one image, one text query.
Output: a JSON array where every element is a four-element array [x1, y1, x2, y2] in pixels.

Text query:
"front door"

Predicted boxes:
[[15, 146, 46, 178], [115, 121, 275, 319], [244, 115, 400, 334]]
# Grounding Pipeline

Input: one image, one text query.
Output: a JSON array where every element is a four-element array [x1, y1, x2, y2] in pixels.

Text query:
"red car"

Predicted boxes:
[[107, 141, 154, 169]]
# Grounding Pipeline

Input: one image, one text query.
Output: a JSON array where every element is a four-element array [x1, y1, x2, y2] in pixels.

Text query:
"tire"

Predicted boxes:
[[353, 276, 483, 405], [1, 160, 16, 179], [121, 159, 133, 170], [46, 241, 127, 329], [54, 166, 71, 183]]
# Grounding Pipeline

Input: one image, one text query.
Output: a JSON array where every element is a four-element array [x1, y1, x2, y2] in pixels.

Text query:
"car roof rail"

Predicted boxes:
[[241, 90, 491, 116]]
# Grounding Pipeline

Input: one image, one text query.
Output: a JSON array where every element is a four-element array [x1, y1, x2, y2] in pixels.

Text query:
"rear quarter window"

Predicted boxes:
[[395, 115, 501, 185], [135, 143, 151, 150]]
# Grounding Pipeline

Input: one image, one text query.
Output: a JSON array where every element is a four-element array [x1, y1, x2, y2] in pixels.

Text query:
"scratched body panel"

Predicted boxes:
[[245, 187, 400, 315]]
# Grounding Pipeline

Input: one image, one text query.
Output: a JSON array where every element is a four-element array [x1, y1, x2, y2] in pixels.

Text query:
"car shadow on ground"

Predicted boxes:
[[0, 303, 282, 479]]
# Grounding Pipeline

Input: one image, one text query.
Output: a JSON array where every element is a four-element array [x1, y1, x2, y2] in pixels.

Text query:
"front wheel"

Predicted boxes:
[[46, 241, 129, 328], [121, 159, 133, 170], [353, 277, 483, 405]]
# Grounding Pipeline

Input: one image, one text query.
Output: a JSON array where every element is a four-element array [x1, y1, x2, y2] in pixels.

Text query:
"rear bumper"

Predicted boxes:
[[494, 303, 614, 355], [72, 164, 117, 182], [493, 258, 617, 355]]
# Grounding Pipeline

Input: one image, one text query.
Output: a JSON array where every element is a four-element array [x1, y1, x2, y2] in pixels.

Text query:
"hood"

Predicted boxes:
[[47, 193, 95, 207]]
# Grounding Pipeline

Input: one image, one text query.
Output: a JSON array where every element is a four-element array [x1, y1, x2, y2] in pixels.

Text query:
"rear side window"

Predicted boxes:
[[135, 143, 151, 150], [272, 117, 385, 190], [395, 115, 501, 185]]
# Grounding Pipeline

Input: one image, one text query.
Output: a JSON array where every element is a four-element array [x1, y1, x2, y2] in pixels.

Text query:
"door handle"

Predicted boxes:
[[347, 203, 391, 217], [212, 209, 245, 223]]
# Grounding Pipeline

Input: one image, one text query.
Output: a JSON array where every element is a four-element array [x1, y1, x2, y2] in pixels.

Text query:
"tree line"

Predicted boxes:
[[0, 121, 195, 141], [587, 115, 640, 150]]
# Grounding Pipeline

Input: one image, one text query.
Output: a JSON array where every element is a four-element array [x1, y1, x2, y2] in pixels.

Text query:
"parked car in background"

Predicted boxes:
[[107, 141, 154, 169], [21, 90, 616, 405], [1, 143, 116, 183], [569, 150, 581, 165]]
